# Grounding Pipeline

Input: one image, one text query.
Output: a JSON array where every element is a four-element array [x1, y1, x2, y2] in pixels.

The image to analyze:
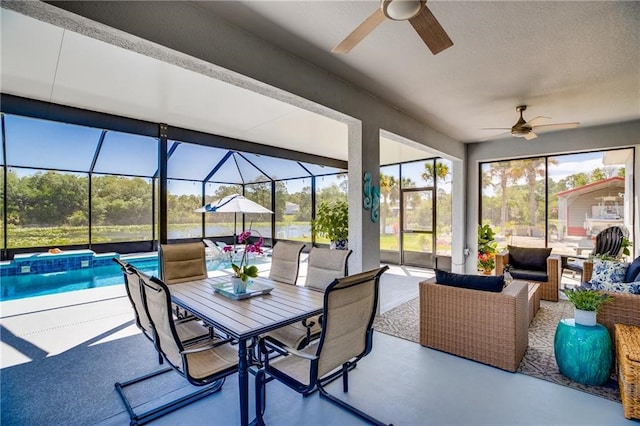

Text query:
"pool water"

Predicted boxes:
[[0, 256, 159, 302]]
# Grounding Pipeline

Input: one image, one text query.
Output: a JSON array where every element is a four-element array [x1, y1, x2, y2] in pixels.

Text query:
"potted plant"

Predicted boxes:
[[620, 237, 633, 260], [477, 224, 497, 273], [223, 230, 263, 293], [313, 200, 348, 250], [562, 288, 613, 326]]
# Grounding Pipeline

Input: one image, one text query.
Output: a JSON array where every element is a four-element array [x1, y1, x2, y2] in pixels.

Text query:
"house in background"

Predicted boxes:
[[556, 177, 625, 237]]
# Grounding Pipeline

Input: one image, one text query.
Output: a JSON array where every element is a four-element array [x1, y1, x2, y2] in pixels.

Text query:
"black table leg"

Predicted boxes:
[[238, 339, 249, 426]]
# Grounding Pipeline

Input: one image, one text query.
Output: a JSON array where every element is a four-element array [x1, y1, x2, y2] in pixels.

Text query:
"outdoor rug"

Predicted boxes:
[[373, 297, 621, 403]]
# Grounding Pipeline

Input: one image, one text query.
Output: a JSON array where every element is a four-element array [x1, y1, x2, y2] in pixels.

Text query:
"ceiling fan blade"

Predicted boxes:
[[526, 116, 551, 127], [524, 131, 538, 141], [408, 5, 453, 55], [332, 8, 386, 54], [532, 122, 580, 132]]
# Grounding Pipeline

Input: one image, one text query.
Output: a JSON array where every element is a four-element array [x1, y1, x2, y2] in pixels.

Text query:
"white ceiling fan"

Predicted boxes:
[[484, 105, 580, 140], [332, 0, 453, 55]]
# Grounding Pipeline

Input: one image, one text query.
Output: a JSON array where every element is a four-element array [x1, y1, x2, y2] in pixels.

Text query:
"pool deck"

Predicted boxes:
[[0, 256, 430, 371]]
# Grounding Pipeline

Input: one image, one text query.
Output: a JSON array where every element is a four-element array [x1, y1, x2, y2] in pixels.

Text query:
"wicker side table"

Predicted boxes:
[[615, 323, 640, 420]]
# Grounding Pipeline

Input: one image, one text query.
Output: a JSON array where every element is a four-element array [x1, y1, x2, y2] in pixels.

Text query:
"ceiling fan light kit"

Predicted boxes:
[[332, 0, 452, 55], [484, 105, 580, 141], [382, 0, 425, 21]]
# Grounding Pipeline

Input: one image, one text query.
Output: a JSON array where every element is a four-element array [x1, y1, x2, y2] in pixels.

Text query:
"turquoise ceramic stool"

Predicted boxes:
[[554, 318, 613, 386]]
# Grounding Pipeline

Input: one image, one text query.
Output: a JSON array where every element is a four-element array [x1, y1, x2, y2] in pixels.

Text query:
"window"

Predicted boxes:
[[315, 173, 347, 244], [91, 175, 153, 242], [276, 178, 312, 243], [480, 148, 633, 255], [481, 157, 546, 249], [6, 168, 89, 248]]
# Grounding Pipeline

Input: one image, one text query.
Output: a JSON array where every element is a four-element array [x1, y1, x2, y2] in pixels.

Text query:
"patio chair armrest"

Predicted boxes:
[[583, 260, 594, 282], [181, 342, 217, 355], [262, 335, 318, 361]]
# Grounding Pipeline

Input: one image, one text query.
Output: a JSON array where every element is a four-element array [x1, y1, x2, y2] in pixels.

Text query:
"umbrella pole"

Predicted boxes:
[[233, 213, 237, 253]]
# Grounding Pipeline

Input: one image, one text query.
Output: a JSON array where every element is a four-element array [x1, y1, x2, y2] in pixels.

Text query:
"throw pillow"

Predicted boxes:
[[624, 256, 640, 283], [592, 280, 640, 295], [435, 269, 504, 293], [588, 258, 629, 287], [507, 245, 552, 272]]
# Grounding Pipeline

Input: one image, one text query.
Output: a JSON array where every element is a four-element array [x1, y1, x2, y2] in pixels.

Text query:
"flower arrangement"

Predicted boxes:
[[478, 224, 497, 272], [478, 252, 495, 272], [223, 230, 263, 282]]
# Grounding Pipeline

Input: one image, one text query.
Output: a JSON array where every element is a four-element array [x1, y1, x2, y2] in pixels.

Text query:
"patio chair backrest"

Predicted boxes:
[[304, 248, 352, 292], [594, 226, 624, 257], [160, 242, 208, 284], [316, 266, 388, 378], [137, 271, 185, 371], [113, 258, 154, 339], [268, 241, 305, 285]]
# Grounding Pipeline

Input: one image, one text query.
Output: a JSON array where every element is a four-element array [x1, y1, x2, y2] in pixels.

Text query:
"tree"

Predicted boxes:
[[421, 161, 450, 186], [379, 173, 397, 232], [486, 161, 523, 228], [591, 168, 607, 182]]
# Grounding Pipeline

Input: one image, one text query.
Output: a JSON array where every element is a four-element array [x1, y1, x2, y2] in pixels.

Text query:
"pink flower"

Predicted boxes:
[[222, 246, 233, 253], [238, 231, 252, 243]]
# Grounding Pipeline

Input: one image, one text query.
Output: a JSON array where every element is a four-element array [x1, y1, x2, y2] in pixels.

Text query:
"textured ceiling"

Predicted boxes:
[[196, 1, 640, 142]]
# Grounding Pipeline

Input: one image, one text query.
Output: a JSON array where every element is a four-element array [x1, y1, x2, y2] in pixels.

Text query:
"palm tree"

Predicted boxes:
[[486, 161, 523, 228], [421, 161, 450, 186], [379, 173, 397, 232]]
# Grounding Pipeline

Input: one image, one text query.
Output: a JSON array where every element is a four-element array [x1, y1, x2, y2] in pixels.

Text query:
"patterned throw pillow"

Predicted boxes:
[[592, 280, 640, 294], [589, 258, 629, 287]]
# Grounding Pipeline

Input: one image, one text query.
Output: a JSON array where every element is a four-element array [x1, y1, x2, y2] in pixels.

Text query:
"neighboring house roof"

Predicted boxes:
[[555, 177, 624, 199]]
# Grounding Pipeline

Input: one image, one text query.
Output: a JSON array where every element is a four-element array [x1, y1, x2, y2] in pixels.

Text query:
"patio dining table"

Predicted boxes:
[[169, 275, 324, 426]]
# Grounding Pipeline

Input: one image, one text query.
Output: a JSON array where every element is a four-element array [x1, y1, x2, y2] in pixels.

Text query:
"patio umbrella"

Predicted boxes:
[[194, 194, 273, 245]]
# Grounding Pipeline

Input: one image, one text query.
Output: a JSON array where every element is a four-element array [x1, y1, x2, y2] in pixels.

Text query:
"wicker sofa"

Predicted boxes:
[[419, 277, 529, 372], [583, 260, 640, 343]]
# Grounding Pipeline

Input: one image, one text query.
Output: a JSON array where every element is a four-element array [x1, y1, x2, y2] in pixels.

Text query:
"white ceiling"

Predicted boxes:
[[197, 1, 640, 142], [1, 1, 639, 166]]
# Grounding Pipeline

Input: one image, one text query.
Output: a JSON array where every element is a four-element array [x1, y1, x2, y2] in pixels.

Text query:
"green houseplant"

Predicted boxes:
[[477, 224, 497, 273], [620, 237, 633, 260], [313, 200, 348, 249], [562, 288, 613, 326]]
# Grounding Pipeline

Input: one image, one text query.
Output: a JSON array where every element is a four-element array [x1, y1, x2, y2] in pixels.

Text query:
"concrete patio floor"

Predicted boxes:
[[1, 261, 626, 425]]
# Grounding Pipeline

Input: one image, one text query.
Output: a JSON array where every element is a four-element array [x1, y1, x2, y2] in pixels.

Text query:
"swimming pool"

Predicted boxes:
[[0, 255, 160, 302]]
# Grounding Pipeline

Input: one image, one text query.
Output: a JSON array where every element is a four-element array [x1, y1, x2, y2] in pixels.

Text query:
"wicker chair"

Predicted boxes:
[[254, 266, 390, 426], [419, 277, 529, 372], [495, 247, 561, 302], [583, 260, 640, 344]]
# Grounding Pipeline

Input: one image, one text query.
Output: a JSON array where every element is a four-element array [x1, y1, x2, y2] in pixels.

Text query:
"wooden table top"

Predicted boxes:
[[169, 275, 324, 340]]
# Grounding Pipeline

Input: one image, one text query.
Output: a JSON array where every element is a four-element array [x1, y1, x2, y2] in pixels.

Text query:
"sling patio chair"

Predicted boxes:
[[116, 265, 239, 425], [267, 241, 305, 285], [254, 266, 391, 426], [265, 248, 352, 350], [159, 242, 210, 320], [112, 260, 232, 425]]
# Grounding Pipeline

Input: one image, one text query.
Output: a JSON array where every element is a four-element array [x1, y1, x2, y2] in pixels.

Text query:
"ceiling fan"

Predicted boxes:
[[484, 105, 580, 141], [332, 0, 453, 55]]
